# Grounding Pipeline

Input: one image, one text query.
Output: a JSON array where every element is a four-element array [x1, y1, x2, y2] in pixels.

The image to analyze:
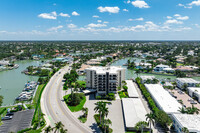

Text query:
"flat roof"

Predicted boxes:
[[188, 87, 200, 95], [145, 84, 182, 114], [86, 66, 125, 74], [122, 98, 147, 129], [176, 78, 199, 84], [126, 80, 139, 98], [172, 113, 200, 132]]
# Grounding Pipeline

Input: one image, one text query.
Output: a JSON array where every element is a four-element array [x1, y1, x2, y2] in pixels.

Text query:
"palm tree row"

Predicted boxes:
[[178, 105, 200, 114], [44, 121, 67, 133]]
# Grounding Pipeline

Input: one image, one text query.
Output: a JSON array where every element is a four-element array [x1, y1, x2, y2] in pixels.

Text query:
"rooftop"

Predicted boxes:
[[86, 66, 125, 74], [145, 84, 182, 114], [126, 80, 139, 98], [176, 78, 200, 84], [122, 98, 147, 129], [140, 75, 155, 81], [188, 87, 200, 95], [172, 113, 200, 132]]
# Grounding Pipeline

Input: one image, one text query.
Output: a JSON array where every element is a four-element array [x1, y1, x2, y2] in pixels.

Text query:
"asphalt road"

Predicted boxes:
[[41, 65, 91, 133]]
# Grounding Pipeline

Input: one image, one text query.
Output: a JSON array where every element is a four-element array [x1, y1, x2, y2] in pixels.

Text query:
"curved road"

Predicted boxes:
[[41, 65, 91, 133]]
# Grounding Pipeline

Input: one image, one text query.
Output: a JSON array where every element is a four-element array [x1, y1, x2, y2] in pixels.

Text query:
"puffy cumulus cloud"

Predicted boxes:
[[194, 24, 200, 28], [87, 23, 107, 28], [123, 9, 129, 12], [165, 19, 183, 24], [103, 21, 109, 24], [72, 11, 80, 16], [131, 0, 150, 8], [97, 6, 120, 13], [174, 14, 189, 20], [93, 15, 99, 18], [48, 25, 63, 31], [167, 16, 172, 19], [59, 13, 70, 17], [68, 24, 77, 29], [38, 11, 57, 19], [188, 0, 200, 6]]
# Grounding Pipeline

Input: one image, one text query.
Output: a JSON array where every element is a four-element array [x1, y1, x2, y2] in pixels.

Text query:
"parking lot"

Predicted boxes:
[[0, 109, 34, 133], [170, 89, 200, 109]]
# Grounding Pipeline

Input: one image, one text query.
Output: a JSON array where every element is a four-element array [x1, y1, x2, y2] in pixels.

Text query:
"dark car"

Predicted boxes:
[[6, 112, 14, 116], [1, 116, 12, 120]]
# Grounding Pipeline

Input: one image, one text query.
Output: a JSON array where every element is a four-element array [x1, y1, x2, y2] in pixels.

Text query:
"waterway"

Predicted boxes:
[[78, 57, 200, 81], [0, 60, 40, 106]]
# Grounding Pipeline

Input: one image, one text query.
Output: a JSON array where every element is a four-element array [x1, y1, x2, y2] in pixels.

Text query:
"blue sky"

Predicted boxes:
[[1, 0, 200, 40]]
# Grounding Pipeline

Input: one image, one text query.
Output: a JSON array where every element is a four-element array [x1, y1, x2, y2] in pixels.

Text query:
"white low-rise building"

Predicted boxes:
[[171, 113, 200, 133], [145, 84, 182, 114], [188, 87, 200, 103], [140, 75, 156, 84], [122, 98, 147, 130], [176, 78, 200, 90], [153, 64, 170, 72]]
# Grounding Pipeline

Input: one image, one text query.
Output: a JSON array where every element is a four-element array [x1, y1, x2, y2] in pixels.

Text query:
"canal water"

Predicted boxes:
[[0, 60, 40, 106], [78, 57, 200, 81]]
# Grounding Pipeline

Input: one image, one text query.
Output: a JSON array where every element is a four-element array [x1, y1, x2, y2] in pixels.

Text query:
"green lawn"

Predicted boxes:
[[118, 91, 129, 99], [176, 63, 184, 66], [77, 80, 86, 88], [64, 94, 86, 112], [33, 84, 45, 106]]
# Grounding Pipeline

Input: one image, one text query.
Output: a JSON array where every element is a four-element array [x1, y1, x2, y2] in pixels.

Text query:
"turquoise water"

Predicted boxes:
[[0, 60, 40, 106]]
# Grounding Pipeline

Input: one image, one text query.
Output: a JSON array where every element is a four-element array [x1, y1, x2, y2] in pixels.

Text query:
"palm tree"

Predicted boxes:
[[54, 121, 64, 133], [145, 112, 155, 133], [60, 127, 68, 133], [182, 127, 189, 133], [44, 125, 52, 133], [94, 101, 103, 124]]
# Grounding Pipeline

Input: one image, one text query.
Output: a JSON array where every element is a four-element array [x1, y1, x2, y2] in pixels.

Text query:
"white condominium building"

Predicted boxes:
[[176, 78, 200, 90], [85, 66, 125, 95]]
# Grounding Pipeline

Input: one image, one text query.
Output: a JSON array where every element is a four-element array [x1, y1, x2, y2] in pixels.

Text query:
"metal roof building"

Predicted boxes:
[[126, 80, 139, 98], [145, 84, 182, 114], [122, 98, 147, 130]]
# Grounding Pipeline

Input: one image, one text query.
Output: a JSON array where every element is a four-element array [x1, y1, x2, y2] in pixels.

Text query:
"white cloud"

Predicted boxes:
[[38, 12, 57, 19], [127, 0, 131, 4], [59, 13, 70, 17], [93, 15, 99, 18], [188, 0, 200, 6], [135, 17, 144, 21], [194, 24, 200, 28], [165, 19, 183, 24], [87, 23, 107, 28], [72, 11, 80, 16], [123, 9, 129, 12], [53, 3, 56, 6], [131, 0, 150, 8], [48, 25, 63, 31], [128, 17, 144, 21], [97, 20, 102, 23], [174, 14, 189, 20], [68, 24, 77, 29], [167, 16, 172, 19], [177, 16, 189, 20], [97, 6, 120, 13], [103, 21, 109, 24]]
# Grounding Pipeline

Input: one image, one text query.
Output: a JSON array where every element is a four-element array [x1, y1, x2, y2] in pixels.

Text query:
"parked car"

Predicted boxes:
[[1, 116, 12, 120], [6, 112, 14, 116]]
